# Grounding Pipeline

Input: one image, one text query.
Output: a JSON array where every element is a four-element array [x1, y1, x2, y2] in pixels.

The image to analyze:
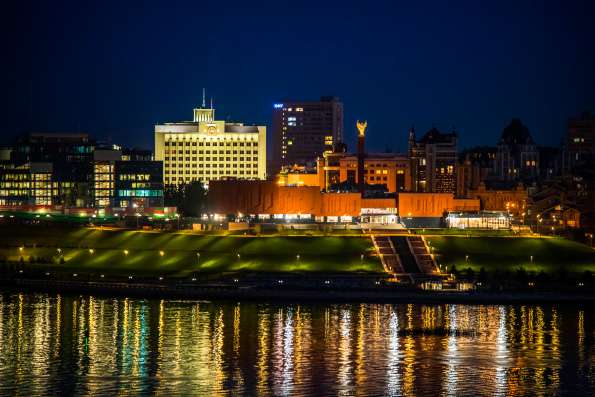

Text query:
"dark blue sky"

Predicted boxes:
[[2, 0, 594, 152]]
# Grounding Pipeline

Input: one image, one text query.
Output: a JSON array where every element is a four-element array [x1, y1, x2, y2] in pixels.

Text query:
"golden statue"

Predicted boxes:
[[356, 120, 367, 137]]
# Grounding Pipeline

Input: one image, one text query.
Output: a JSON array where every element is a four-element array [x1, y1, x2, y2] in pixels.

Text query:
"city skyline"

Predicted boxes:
[[2, 0, 594, 152]]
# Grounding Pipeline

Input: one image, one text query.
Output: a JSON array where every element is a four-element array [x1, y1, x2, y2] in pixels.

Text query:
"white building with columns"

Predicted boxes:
[[155, 103, 266, 186]]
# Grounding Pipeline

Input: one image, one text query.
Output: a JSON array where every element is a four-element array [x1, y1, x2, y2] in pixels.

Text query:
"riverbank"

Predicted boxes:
[[3, 275, 594, 304]]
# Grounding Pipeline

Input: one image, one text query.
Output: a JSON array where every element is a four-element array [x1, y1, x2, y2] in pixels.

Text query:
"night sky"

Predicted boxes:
[[2, 0, 594, 153]]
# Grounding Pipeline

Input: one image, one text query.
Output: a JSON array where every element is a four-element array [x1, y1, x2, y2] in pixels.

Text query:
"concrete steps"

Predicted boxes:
[[407, 236, 438, 275], [370, 235, 404, 274]]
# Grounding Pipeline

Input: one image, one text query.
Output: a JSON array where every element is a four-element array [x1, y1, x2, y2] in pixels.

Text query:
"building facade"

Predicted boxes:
[[208, 180, 479, 225], [409, 127, 458, 193], [562, 111, 594, 173], [271, 97, 343, 174], [155, 105, 266, 186], [494, 119, 539, 182], [0, 133, 163, 209], [317, 153, 411, 193]]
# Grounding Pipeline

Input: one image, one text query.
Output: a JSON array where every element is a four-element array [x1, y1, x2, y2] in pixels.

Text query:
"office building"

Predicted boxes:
[[155, 102, 266, 186], [0, 133, 163, 209], [409, 127, 458, 193], [271, 97, 343, 174]]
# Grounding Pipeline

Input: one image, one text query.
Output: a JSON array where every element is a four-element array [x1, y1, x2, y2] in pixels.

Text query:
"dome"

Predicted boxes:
[[500, 119, 534, 145]]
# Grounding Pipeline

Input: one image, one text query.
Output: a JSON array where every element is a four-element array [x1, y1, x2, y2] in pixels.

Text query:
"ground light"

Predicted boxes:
[[159, 250, 165, 256], [89, 249, 94, 254], [124, 250, 129, 255]]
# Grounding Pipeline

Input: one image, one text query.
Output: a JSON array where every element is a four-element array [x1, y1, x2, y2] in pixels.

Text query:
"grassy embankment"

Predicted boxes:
[[0, 226, 382, 276], [427, 236, 595, 274]]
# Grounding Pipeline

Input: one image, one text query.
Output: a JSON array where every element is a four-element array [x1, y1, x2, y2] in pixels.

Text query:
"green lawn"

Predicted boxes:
[[427, 236, 595, 274], [0, 226, 382, 276]]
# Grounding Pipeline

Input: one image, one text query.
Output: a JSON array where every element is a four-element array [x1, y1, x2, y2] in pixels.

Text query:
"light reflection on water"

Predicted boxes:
[[0, 293, 593, 395]]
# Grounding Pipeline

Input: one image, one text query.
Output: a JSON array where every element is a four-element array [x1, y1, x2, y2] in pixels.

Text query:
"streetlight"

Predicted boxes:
[[296, 254, 300, 261], [361, 253, 364, 263], [530, 255, 533, 263], [159, 250, 165, 257], [124, 250, 129, 256], [89, 249, 94, 254]]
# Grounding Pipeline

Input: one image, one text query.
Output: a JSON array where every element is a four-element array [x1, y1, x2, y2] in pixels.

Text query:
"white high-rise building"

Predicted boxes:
[[155, 101, 266, 186]]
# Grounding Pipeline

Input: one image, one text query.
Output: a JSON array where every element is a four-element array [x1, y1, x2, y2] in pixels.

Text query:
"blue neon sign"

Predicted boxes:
[[274, 103, 283, 109]]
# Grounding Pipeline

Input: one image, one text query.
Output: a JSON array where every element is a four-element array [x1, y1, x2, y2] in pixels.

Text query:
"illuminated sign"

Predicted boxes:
[[274, 103, 283, 109]]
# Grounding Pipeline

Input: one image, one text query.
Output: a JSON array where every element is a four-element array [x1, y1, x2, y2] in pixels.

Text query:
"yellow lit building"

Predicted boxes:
[[155, 103, 266, 186]]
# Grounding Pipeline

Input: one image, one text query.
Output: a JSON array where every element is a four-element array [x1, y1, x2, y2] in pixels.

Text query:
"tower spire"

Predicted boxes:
[[202, 88, 206, 108], [210, 96, 213, 109]]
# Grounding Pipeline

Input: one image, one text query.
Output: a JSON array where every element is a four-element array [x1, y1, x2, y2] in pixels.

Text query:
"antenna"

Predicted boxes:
[[210, 97, 213, 109], [202, 88, 206, 108]]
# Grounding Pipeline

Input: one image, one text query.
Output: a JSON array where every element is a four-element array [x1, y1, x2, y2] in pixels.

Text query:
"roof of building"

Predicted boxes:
[[224, 125, 260, 133], [419, 127, 457, 144], [499, 118, 535, 145]]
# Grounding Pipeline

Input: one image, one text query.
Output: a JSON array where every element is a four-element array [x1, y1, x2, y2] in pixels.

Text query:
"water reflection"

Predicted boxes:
[[0, 293, 592, 395]]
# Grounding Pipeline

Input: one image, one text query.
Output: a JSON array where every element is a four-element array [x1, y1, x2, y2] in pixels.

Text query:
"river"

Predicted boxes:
[[0, 292, 593, 395]]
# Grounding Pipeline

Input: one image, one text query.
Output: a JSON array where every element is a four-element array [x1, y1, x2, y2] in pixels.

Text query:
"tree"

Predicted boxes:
[[181, 181, 207, 217], [164, 181, 207, 217], [478, 267, 487, 283], [515, 267, 528, 285]]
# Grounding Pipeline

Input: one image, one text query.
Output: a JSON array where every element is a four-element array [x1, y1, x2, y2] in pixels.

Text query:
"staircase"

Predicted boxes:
[[371, 235, 404, 274], [390, 236, 422, 274], [407, 236, 438, 274]]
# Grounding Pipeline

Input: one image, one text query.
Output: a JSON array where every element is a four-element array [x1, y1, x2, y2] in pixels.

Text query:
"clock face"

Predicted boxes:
[[207, 126, 217, 135]]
